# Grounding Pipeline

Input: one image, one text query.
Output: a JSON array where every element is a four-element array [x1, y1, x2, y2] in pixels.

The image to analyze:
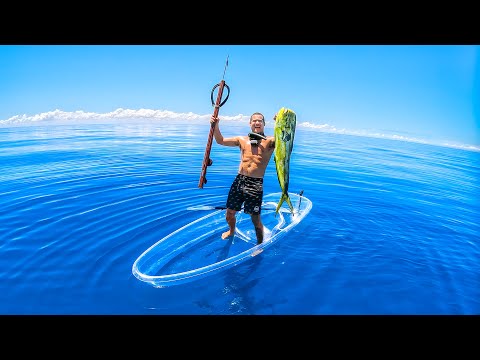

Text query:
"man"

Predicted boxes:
[[211, 112, 275, 247]]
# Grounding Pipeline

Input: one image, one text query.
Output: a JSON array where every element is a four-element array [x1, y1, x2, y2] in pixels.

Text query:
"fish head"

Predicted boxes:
[[274, 107, 295, 127], [274, 107, 296, 141]]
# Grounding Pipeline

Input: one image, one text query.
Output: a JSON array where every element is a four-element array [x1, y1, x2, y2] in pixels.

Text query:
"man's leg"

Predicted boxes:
[[250, 214, 264, 257], [251, 213, 264, 245], [222, 208, 237, 239]]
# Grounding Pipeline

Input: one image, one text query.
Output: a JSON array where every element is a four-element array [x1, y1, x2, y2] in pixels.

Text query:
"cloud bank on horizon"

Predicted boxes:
[[1, 108, 478, 152]]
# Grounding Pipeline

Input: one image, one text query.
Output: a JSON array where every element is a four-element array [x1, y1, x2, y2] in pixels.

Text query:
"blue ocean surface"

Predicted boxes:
[[0, 118, 478, 315]]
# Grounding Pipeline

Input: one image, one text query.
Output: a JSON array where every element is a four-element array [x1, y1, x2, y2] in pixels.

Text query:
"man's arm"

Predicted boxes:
[[211, 115, 240, 147]]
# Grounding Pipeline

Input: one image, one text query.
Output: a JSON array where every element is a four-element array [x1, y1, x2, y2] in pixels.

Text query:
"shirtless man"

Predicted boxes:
[[211, 112, 275, 246]]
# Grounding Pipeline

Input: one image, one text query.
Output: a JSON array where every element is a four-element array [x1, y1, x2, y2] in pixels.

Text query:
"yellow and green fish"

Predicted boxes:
[[273, 107, 297, 215]]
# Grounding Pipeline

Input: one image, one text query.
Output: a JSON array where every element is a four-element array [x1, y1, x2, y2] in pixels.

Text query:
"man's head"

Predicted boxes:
[[250, 112, 265, 134]]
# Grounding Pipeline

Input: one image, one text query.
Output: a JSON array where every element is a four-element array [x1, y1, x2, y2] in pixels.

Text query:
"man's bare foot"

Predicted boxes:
[[221, 230, 234, 240], [251, 248, 263, 257]]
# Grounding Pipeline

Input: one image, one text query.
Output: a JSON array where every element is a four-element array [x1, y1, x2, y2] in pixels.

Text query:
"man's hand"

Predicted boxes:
[[210, 115, 219, 124]]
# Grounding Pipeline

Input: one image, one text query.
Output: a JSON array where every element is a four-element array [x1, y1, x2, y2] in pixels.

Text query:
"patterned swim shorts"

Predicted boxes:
[[226, 174, 264, 215]]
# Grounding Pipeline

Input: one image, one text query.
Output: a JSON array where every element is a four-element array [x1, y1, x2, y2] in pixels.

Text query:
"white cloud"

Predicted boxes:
[[1, 108, 478, 152]]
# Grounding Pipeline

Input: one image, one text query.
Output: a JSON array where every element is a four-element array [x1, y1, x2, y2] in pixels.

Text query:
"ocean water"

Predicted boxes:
[[0, 118, 478, 315]]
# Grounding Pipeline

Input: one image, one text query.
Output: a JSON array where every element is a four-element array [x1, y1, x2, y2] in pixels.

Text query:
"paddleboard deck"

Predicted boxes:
[[132, 192, 312, 287]]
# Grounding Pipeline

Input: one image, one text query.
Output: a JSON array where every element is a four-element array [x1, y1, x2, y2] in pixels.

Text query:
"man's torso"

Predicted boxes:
[[237, 136, 274, 178]]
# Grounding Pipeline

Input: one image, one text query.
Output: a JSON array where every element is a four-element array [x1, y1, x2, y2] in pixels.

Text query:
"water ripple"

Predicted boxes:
[[0, 122, 478, 314]]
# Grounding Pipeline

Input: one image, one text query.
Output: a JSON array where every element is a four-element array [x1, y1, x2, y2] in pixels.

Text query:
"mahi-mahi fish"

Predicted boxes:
[[273, 107, 297, 215]]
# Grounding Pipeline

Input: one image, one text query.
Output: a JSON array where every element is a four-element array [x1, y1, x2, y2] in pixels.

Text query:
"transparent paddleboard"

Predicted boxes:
[[132, 192, 312, 288]]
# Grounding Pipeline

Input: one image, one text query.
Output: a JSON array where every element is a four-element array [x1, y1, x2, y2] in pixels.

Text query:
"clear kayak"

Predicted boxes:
[[132, 192, 312, 288]]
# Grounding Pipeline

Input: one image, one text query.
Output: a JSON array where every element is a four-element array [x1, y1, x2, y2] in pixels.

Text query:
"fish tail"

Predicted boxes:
[[275, 193, 295, 216], [285, 194, 295, 215], [275, 194, 286, 216]]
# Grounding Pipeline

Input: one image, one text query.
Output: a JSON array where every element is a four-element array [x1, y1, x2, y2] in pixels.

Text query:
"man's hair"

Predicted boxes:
[[250, 112, 265, 124]]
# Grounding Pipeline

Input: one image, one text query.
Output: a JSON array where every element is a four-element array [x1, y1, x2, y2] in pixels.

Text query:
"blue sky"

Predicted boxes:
[[1, 45, 479, 148]]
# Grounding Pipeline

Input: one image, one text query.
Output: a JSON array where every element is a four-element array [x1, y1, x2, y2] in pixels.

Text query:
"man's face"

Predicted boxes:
[[250, 115, 264, 133]]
